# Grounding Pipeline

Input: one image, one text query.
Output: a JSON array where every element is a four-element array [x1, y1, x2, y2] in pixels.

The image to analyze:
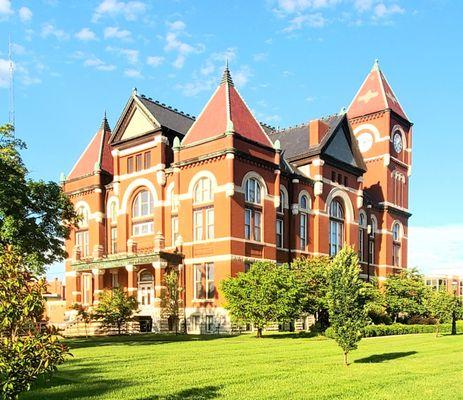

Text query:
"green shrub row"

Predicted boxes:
[[325, 321, 463, 338]]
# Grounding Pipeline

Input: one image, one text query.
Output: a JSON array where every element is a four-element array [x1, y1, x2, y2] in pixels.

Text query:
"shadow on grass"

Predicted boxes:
[[67, 333, 234, 350], [140, 385, 222, 400], [262, 331, 321, 340], [22, 364, 131, 400], [354, 351, 417, 364]]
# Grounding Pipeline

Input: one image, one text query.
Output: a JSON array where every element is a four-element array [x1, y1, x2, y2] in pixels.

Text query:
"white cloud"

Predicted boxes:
[[0, 58, 10, 88], [167, 20, 186, 31], [164, 28, 204, 69], [253, 52, 268, 62], [93, 0, 146, 22], [124, 68, 142, 78], [233, 66, 252, 88], [409, 225, 463, 277], [18, 6, 32, 22], [283, 12, 326, 31], [146, 55, 164, 67], [83, 56, 116, 71], [41, 23, 69, 40], [106, 46, 139, 64], [11, 43, 26, 55], [0, 0, 12, 16], [373, 3, 404, 18], [104, 26, 131, 40], [176, 77, 216, 97], [75, 28, 97, 41]]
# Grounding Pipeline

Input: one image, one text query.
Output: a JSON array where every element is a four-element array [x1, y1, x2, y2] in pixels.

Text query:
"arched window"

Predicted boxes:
[[138, 270, 154, 306], [329, 200, 344, 256], [194, 177, 212, 204], [132, 190, 154, 236], [369, 216, 377, 264], [358, 212, 366, 262], [245, 178, 261, 204], [392, 222, 401, 267], [109, 202, 117, 224], [77, 205, 89, 228], [244, 178, 262, 242], [278, 190, 285, 213], [300, 195, 309, 250]]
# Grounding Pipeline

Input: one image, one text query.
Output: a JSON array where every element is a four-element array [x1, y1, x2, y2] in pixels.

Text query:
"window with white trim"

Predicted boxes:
[[358, 212, 366, 262], [299, 195, 309, 250], [109, 202, 117, 224], [77, 205, 89, 228], [193, 207, 214, 241], [244, 177, 263, 242], [329, 200, 344, 257], [392, 222, 401, 267], [194, 263, 215, 300], [194, 177, 212, 204], [278, 189, 285, 213], [76, 230, 89, 258], [132, 190, 154, 236], [369, 218, 376, 264], [245, 178, 261, 204], [111, 271, 119, 288], [276, 218, 283, 248], [110, 227, 117, 254], [171, 216, 179, 245]]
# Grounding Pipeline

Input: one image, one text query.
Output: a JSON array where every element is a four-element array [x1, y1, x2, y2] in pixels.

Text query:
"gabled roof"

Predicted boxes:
[[109, 90, 194, 144], [182, 67, 274, 148], [348, 60, 409, 121], [269, 113, 366, 173], [68, 115, 113, 180]]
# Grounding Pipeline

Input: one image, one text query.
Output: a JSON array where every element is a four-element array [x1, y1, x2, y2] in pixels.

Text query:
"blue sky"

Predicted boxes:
[[0, 0, 462, 278]]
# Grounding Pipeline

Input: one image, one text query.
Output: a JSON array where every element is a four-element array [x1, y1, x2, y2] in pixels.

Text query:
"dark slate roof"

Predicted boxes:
[[137, 95, 195, 136], [269, 114, 343, 160]]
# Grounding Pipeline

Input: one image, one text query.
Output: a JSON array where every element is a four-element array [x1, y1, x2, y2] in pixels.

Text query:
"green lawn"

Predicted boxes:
[[23, 332, 463, 400]]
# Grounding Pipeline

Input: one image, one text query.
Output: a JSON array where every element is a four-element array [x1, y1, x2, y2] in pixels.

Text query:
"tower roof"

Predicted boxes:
[[348, 60, 409, 121], [182, 66, 273, 147], [67, 113, 113, 180]]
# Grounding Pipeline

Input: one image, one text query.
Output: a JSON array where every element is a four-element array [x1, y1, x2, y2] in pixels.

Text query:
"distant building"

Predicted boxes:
[[44, 278, 66, 326], [62, 61, 413, 333], [424, 275, 463, 296]]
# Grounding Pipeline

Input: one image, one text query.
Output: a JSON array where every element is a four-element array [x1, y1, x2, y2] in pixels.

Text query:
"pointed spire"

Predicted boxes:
[[100, 111, 111, 132], [221, 62, 234, 86], [372, 58, 380, 71]]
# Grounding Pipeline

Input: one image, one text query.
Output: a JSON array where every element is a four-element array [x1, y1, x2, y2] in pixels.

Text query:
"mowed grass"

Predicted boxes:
[[23, 332, 463, 400]]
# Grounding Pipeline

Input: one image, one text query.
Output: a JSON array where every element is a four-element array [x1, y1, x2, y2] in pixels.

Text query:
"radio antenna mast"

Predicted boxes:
[[8, 34, 15, 127]]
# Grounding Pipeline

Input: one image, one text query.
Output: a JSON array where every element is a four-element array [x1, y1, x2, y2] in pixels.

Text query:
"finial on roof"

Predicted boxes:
[[221, 63, 234, 86], [132, 87, 138, 96], [100, 111, 110, 131], [273, 139, 281, 151], [173, 136, 180, 151], [59, 172, 66, 183], [339, 106, 347, 115], [372, 58, 380, 71]]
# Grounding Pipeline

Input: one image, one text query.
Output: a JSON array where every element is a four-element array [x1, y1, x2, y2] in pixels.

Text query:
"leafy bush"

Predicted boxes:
[[325, 321, 463, 338], [406, 315, 437, 325]]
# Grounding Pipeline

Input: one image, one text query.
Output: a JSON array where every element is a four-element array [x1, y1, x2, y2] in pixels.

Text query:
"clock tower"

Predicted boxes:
[[348, 60, 412, 277]]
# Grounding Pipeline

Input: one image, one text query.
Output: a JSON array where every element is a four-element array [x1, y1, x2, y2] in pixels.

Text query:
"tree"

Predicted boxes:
[[161, 269, 182, 334], [0, 124, 77, 275], [290, 256, 331, 330], [451, 293, 463, 335], [220, 261, 302, 337], [72, 303, 92, 337], [326, 246, 367, 366], [383, 269, 429, 322], [0, 246, 69, 400], [92, 289, 138, 335], [426, 290, 460, 337]]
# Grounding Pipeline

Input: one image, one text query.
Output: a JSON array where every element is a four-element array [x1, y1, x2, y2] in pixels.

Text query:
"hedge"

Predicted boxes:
[[325, 321, 463, 338]]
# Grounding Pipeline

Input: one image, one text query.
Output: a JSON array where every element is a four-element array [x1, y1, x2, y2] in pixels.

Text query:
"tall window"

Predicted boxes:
[[109, 202, 117, 224], [276, 219, 283, 248], [369, 218, 376, 264], [77, 205, 89, 228], [244, 177, 262, 242], [171, 216, 179, 245], [193, 177, 214, 241], [245, 178, 261, 204], [358, 212, 366, 262], [132, 190, 154, 236], [138, 270, 153, 306], [111, 227, 117, 254], [194, 263, 215, 300], [194, 177, 212, 204], [278, 189, 285, 213], [76, 230, 89, 257], [143, 151, 151, 169], [299, 195, 309, 250], [392, 222, 401, 267], [329, 200, 344, 256], [127, 156, 134, 174]]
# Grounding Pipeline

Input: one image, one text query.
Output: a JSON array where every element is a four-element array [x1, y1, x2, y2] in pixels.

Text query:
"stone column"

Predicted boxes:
[[92, 269, 105, 304], [126, 264, 138, 298]]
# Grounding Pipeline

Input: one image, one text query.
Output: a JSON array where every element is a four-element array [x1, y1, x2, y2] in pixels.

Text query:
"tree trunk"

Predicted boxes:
[[435, 322, 440, 338], [452, 312, 457, 335], [117, 322, 121, 335], [256, 327, 263, 338], [344, 351, 349, 366]]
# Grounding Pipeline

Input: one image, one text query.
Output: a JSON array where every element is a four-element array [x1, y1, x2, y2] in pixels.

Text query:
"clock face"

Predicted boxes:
[[393, 132, 403, 153], [357, 132, 373, 153]]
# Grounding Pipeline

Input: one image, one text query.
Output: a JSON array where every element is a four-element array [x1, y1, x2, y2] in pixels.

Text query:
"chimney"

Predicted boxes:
[[309, 119, 329, 147]]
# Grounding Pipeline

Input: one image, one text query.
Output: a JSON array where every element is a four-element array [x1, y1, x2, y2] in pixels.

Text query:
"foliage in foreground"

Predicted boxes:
[[0, 124, 78, 275], [426, 290, 463, 337], [220, 261, 302, 337], [0, 247, 68, 400], [161, 269, 183, 334], [92, 289, 138, 335], [326, 246, 368, 366]]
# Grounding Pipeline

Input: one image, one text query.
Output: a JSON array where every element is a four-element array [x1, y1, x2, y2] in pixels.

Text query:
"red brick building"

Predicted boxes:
[[63, 61, 412, 333]]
